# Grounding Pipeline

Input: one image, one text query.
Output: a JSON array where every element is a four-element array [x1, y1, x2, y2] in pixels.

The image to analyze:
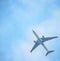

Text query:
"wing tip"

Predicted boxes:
[[32, 29, 34, 32], [30, 50, 32, 53], [30, 49, 33, 53]]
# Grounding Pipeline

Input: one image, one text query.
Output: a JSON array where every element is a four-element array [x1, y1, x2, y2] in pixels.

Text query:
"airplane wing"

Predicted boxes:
[[30, 40, 40, 52], [42, 36, 58, 42], [31, 30, 58, 53]]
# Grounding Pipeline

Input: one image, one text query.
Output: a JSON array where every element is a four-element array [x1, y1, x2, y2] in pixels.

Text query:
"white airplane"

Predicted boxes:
[[30, 30, 58, 56]]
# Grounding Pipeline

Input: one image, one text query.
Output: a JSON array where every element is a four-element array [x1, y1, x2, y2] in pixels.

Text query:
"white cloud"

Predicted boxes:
[[21, 10, 60, 61], [6, 5, 60, 61], [1, 0, 60, 61], [28, 10, 60, 36], [6, 11, 60, 61]]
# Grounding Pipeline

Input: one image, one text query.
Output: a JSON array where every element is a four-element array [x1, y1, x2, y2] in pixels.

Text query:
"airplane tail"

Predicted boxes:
[[45, 50, 54, 56]]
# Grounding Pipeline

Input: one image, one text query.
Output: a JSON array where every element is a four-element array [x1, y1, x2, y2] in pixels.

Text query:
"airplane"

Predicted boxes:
[[30, 30, 58, 56]]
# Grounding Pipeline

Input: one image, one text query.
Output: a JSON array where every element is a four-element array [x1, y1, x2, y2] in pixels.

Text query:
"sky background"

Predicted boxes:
[[0, 0, 60, 61]]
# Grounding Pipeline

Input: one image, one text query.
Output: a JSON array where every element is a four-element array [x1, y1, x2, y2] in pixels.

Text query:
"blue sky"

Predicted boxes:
[[0, 0, 60, 61]]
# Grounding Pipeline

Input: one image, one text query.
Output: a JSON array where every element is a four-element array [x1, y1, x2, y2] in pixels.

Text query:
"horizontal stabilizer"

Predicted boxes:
[[45, 50, 54, 56]]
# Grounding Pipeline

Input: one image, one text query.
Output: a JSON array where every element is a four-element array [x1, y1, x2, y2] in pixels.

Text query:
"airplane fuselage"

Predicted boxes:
[[30, 30, 58, 56]]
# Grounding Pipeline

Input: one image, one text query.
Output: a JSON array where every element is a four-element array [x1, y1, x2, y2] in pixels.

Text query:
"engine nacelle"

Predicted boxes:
[[42, 35, 45, 38], [34, 40, 36, 43]]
